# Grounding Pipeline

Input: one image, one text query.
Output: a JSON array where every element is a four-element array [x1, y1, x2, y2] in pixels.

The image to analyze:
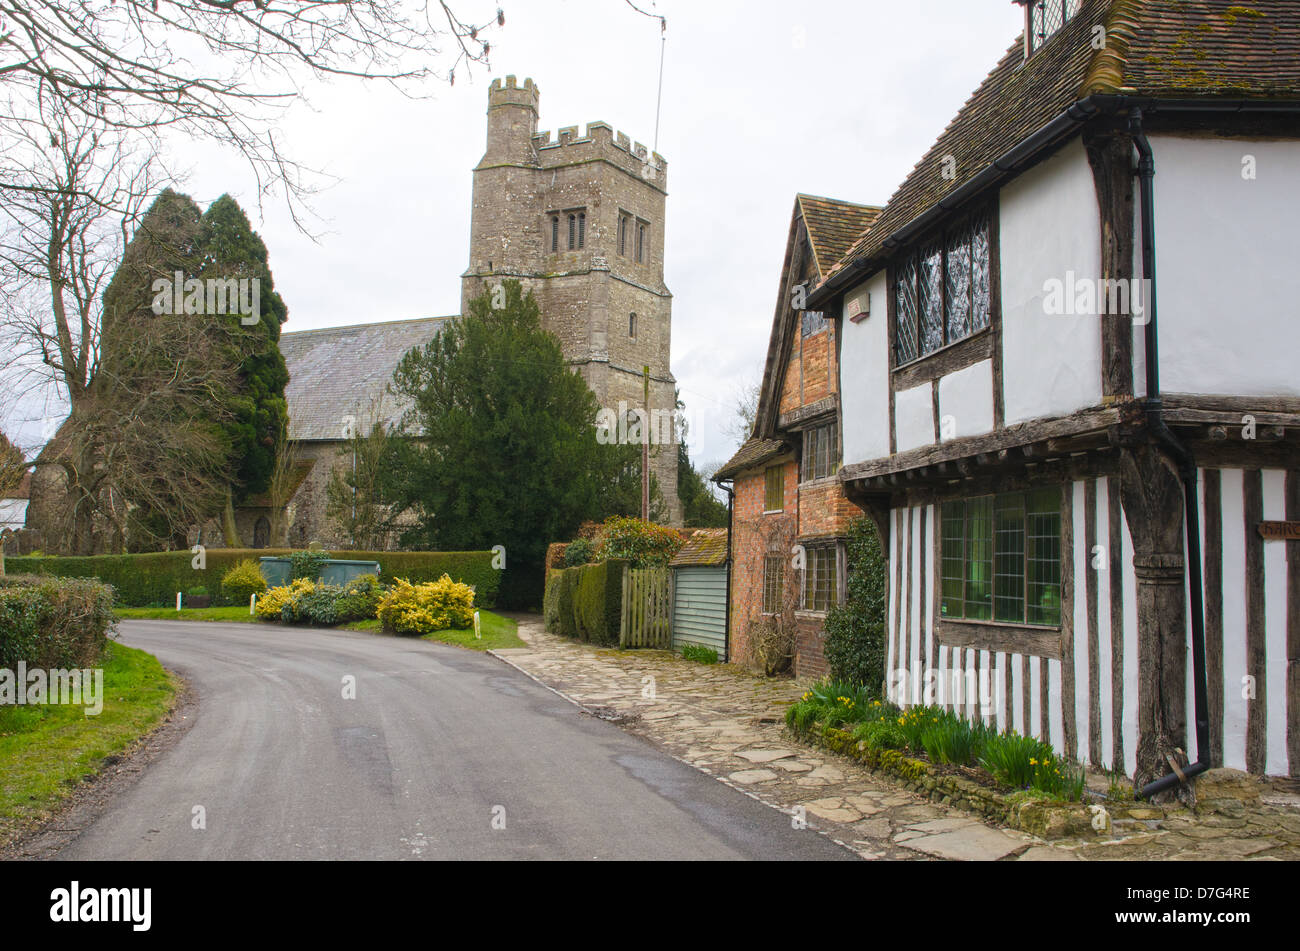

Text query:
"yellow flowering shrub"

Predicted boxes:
[[376, 575, 475, 635], [256, 578, 315, 621]]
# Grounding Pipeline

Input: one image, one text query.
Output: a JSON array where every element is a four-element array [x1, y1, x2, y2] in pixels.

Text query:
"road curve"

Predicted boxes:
[[53, 621, 854, 860]]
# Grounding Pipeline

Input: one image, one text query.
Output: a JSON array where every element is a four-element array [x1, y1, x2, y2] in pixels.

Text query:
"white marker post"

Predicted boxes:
[[250, 593, 257, 615], [473, 610, 482, 640], [176, 591, 183, 612]]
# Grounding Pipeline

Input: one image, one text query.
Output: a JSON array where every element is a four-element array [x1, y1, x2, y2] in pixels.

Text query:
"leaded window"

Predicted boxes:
[[801, 544, 839, 613], [1028, 1, 1081, 54], [764, 465, 784, 512], [941, 488, 1061, 627], [801, 424, 837, 483], [763, 555, 783, 615], [893, 209, 991, 365]]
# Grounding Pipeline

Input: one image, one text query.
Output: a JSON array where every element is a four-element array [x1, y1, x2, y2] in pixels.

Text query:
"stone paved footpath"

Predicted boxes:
[[493, 616, 1300, 861]]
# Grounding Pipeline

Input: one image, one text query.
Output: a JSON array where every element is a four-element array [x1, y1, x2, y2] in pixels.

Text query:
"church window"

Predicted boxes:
[[551, 215, 559, 252], [567, 211, 586, 251], [618, 213, 631, 256], [629, 312, 637, 339], [636, 221, 647, 263]]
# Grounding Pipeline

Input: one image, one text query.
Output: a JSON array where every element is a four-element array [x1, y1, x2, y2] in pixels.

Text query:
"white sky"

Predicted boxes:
[[4, 0, 1026, 471]]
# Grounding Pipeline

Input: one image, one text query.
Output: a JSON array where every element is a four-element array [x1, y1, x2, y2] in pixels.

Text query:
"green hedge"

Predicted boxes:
[[543, 559, 626, 645], [5, 549, 502, 609], [0, 574, 115, 668]]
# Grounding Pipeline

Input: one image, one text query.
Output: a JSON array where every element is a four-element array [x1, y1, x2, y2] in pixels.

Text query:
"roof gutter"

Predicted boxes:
[[810, 94, 1300, 308]]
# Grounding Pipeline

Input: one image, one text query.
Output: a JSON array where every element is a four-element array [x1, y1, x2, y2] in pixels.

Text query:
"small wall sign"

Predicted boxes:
[[1258, 521, 1300, 541]]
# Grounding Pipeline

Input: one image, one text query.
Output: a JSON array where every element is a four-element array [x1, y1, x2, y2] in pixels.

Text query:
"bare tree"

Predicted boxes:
[[0, 1, 505, 219], [325, 395, 394, 551], [0, 428, 28, 575], [266, 426, 301, 548], [725, 375, 762, 449]]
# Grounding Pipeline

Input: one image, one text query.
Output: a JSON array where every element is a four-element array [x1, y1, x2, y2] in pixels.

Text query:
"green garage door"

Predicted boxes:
[[671, 566, 727, 661]]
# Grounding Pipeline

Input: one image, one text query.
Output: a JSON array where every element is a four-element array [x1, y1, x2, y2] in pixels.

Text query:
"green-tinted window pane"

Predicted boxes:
[[941, 501, 966, 619], [966, 496, 994, 620], [993, 495, 1025, 623], [765, 466, 783, 511], [1026, 488, 1061, 626]]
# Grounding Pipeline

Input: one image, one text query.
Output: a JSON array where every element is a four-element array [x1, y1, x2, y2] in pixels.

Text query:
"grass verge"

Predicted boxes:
[[0, 641, 177, 843], [115, 605, 259, 623], [420, 610, 523, 650]]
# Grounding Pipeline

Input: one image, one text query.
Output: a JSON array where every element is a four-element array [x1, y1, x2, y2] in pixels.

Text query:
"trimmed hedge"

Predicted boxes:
[[543, 559, 627, 645], [0, 574, 115, 668], [6, 549, 502, 608]]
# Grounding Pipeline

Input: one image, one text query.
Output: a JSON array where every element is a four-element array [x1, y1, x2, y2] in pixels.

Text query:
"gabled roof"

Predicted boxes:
[[821, 0, 1300, 294], [670, 528, 729, 568], [280, 316, 451, 441], [797, 195, 882, 279], [714, 436, 789, 482]]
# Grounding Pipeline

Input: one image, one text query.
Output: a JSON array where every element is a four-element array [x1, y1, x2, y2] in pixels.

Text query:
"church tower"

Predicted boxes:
[[462, 76, 681, 525]]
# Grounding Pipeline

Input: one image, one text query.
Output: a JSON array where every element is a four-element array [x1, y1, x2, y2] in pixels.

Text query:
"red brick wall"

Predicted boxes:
[[729, 460, 796, 669]]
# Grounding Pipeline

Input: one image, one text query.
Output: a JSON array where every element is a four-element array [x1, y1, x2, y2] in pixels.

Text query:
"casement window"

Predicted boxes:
[[941, 488, 1062, 627], [763, 554, 784, 615], [801, 544, 840, 614], [893, 208, 991, 365], [636, 221, 647, 263], [629, 312, 637, 339], [764, 465, 784, 512], [1026, 1, 1081, 55], [801, 424, 837, 483]]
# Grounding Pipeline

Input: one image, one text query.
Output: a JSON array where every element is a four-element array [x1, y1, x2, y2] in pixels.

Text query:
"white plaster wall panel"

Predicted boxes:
[[839, 274, 892, 465], [1262, 469, 1289, 776], [1149, 136, 1300, 397], [1121, 509, 1140, 778], [1073, 481, 1090, 762], [1219, 468, 1248, 772], [1096, 477, 1115, 770], [894, 381, 934, 453], [937, 359, 995, 439], [998, 140, 1104, 425]]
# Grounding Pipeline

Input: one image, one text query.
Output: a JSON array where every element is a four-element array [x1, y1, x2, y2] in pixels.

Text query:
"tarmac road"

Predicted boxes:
[[51, 620, 855, 861]]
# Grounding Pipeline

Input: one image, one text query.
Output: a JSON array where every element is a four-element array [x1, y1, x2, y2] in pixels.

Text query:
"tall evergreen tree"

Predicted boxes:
[[385, 281, 643, 606], [194, 194, 290, 545]]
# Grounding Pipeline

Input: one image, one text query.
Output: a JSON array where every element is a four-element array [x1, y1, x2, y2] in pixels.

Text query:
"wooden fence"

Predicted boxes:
[[620, 566, 672, 649]]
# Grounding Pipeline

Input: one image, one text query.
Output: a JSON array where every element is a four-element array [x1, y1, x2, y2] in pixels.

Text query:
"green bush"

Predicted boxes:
[[289, 549, 329, 581], [543, 571, 562, 632], [822, 516, 888, 689], [680, 643, 718, 664], [334, 575, 384, 623], [545, 560, 626, 644], [563, 538, 595, 567], [6, 548, 501, 608], [593, 516, 683, 568], [0, 574, 115, 669], [221, 559, 268, 606]]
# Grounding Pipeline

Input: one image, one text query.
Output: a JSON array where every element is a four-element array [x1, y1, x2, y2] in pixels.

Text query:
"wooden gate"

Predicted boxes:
[[620, 566, 672, 649]]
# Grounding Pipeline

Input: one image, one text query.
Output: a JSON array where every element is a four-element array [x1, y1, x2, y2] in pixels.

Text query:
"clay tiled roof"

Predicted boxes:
[[797, 195, 882, 279], [713, 436, 790, 482], [670, 528, 729, 568], [822, 0, 1300, 292], [280, 316, 451, 441]]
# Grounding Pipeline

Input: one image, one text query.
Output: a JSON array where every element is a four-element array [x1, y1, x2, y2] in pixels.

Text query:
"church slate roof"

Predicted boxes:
[[822, 0, 1300, 293], [279, 316, 451, 441]]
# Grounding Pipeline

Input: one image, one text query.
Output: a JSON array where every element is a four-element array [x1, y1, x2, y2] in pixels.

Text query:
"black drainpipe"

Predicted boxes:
[[1130, 109, 1211, 799], [721, 479, 735, 664]]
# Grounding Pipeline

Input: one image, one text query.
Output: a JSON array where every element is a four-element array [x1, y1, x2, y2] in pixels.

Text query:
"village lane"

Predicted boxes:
[[32, 621, 855, 861]]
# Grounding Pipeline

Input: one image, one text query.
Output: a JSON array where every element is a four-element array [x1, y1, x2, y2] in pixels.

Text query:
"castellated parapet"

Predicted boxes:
[[464, 76, 681, 524]]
